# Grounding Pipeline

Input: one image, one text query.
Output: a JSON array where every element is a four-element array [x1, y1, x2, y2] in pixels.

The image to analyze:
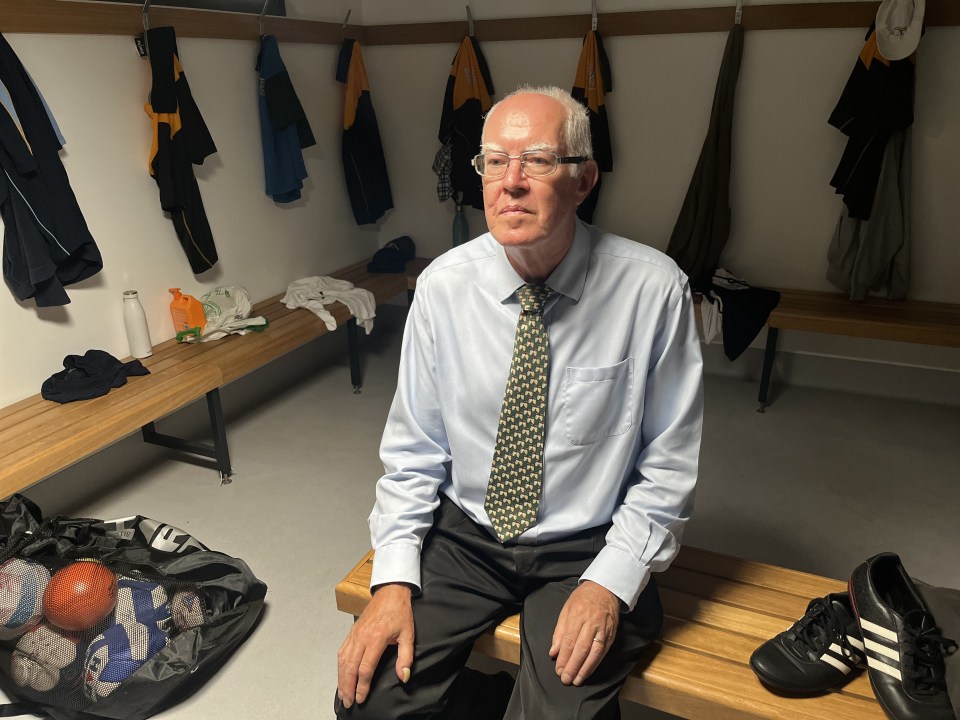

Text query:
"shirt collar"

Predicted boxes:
[[492, 220, 590, 303]]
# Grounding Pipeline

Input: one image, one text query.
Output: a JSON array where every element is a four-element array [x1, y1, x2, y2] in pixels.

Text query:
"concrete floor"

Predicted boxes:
[[14, 304, 960, 719]]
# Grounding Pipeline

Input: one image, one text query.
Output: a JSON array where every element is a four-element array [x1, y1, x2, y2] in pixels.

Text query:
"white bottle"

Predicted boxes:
[[123, 290, 153, 358]]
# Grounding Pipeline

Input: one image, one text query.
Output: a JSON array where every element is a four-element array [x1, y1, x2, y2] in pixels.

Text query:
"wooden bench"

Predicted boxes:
[[0, 257, 429, 497], [336, 547, 885, 719], [703, 288, 960, 410]]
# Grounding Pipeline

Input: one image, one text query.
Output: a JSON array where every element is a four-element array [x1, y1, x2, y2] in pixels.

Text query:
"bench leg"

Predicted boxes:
[[347, 318, 362, 394], [141, 388, 233, 483], [757, 327, 779, 413]]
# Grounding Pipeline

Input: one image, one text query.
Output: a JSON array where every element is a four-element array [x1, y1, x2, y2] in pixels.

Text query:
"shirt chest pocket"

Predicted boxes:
[[563, 359, 634, 445]]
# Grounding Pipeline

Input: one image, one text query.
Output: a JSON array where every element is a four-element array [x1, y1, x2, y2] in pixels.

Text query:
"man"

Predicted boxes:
[[337, 86, 703, 719]]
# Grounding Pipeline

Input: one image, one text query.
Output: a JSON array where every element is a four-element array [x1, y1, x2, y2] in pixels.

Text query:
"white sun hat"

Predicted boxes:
[[876, 0, 925, 61]]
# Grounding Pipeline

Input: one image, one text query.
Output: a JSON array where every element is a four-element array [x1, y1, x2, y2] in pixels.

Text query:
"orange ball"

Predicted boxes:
[[43, 561, 117, 632]]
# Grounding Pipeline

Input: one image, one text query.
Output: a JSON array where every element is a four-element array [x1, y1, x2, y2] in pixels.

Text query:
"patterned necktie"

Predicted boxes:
[[484, 284, 552, 543]]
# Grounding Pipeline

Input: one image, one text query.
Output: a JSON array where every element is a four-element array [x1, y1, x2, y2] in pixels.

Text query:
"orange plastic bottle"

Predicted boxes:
[[168, 288, 206, 335]]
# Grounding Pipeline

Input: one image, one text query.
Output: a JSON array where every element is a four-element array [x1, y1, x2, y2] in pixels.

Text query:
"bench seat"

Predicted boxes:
[[768, 290, 960, 347], [336, 547, 884, 719], [711, 288, 960, 408], [0, 363, 222, 499], [0, 257, 428, 498]]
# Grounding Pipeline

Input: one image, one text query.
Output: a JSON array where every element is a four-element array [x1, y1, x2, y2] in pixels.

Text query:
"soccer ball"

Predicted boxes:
[[0, 559, 50, 641]]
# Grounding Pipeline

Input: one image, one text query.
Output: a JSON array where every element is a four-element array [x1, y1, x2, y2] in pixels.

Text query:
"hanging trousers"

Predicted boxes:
[[335, 497, 663, 720]]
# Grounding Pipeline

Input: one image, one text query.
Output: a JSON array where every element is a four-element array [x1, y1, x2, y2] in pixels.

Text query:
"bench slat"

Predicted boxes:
[[674, 546, 847, 598]]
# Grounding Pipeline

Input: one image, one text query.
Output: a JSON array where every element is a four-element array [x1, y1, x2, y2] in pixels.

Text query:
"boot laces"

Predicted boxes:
[[792, 597, 859, 661], [902, 608, 958, 695]]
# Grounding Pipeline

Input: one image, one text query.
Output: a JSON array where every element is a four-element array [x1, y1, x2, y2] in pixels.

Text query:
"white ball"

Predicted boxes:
[[0, 559, 50, 641], [11, 622, 79, 692]]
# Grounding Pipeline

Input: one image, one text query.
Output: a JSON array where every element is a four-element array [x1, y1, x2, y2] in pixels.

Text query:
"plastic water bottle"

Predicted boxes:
[[123, 290, 153, 358]]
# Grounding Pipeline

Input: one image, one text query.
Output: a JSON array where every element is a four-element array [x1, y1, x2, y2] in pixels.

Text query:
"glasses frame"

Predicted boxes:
[[471, 151, 589, 179]]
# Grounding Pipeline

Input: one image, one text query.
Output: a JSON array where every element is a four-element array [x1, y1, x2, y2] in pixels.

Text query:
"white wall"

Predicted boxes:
[[358, 1, 960, 388], [2, 16, 377, 406], [2, 1, 959, 409]]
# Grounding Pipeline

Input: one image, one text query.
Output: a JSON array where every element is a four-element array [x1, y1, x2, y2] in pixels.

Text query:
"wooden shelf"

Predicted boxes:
[[0, 0, 956, 45]]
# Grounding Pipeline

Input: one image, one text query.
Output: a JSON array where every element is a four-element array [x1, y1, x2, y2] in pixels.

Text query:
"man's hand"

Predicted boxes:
[[548, 581, 620, 687], [337, 583, 415, 708]]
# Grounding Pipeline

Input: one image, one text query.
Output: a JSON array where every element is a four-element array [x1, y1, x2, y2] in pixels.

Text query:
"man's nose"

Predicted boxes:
[[501, 156, 528, 190]]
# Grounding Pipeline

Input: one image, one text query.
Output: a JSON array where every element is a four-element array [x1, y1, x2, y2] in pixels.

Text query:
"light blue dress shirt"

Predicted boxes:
[[369, 221, 704, 610]]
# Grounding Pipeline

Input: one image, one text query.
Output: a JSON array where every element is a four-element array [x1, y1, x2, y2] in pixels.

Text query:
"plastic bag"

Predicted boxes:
[[0, 495, 266, 720]]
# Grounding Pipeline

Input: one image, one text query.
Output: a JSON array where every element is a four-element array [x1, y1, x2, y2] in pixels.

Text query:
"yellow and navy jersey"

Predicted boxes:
[[336, 39, 393, 225], [144, 26, 218, 274], [438, 35, 494, 210], [572, 30, 612, 173]]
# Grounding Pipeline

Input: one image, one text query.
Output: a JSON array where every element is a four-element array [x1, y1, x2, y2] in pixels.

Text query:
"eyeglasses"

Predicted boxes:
[[471, 152, 588, 179]]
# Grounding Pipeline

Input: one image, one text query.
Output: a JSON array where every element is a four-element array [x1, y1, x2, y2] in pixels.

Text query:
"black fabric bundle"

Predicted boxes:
[[367, 236, 416, 274], [41, 350, 149, 404]]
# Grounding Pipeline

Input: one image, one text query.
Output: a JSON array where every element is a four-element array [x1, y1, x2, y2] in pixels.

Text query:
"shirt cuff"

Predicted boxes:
[[579, 544, 650, 612], [369, 542, 422, 592]]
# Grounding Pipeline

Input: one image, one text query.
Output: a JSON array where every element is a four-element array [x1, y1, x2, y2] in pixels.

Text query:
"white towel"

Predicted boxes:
[[281, 276, 376, 334]]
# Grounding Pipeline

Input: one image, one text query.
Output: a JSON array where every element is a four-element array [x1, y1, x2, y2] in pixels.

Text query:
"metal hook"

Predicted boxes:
[[591, 0, 598, 32], [466, 5, 475, 37], [141, 0, 151, 56], [343, 9, 352, 35], [735, 0, 743, 25], [258, 0, 270, 36]]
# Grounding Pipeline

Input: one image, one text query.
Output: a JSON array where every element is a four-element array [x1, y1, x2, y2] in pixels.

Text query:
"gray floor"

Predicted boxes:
[[19, 304, 960, 719]]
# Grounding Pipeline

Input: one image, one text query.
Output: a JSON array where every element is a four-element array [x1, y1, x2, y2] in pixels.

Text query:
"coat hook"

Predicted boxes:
[[466, 5, 475, 37], [258, 0, 270, 36], [343, 9, 352, 34], [141, 0, 151, 55], [735, 0, 743, 25], [591, 0, 598, 32]]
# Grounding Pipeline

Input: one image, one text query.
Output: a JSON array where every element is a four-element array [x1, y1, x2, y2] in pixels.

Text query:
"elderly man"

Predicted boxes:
[[336, 86, 703, 719]]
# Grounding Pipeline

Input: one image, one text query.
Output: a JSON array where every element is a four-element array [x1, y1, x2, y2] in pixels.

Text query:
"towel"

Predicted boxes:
[[282, 277, 376, 334]]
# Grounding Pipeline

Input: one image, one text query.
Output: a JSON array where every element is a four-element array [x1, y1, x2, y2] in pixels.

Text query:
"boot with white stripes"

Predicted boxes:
[[749, 593, 866, 694], [849, 552, 958, 720]]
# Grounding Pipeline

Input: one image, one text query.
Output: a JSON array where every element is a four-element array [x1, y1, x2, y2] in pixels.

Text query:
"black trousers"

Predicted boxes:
[[336, 498, 663, 720]]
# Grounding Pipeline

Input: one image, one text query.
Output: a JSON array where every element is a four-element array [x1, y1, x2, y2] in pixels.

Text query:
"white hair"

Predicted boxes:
[[483, 85, 593, 176]]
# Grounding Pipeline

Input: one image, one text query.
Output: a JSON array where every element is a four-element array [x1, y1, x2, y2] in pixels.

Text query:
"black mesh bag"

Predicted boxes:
[[0, 495, 266, 720]]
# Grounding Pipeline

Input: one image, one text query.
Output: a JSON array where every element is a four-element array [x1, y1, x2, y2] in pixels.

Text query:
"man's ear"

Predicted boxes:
[[574, 160, 599, 205]]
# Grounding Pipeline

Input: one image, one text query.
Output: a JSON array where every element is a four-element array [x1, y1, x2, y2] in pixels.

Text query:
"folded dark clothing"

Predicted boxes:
[[41, 350, 150, 404], [368, 235, 416, 273], [711, 284, 781, 362]]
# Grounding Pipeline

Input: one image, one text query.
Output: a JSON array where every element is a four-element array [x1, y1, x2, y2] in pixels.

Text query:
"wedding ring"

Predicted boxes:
[[592, 636, 605, 645]]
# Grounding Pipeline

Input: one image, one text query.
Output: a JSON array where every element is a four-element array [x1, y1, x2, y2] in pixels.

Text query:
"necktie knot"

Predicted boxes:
[[517, 284, 551, 315]]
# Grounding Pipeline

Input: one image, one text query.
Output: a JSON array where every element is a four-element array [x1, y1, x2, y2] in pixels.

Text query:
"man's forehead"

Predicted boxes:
[[484, 98, 563, 146]]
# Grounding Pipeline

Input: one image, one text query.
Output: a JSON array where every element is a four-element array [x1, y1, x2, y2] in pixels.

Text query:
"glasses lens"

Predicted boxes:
[[520, 152, 558, 177], [478, 153, 508, 177]]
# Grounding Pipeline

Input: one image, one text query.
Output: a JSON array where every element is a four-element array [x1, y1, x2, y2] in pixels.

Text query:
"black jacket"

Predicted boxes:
[[0, 32, 102, 307]]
